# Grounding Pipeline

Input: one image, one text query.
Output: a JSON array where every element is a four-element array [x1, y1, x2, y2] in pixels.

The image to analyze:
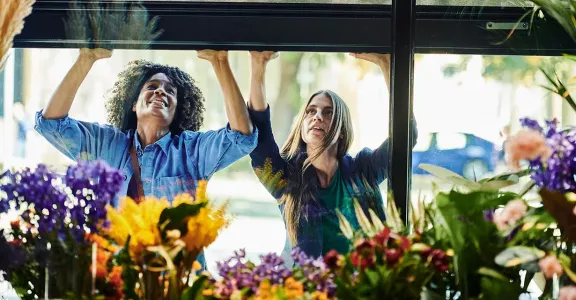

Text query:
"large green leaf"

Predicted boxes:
[[182, 274, 210, 300], [494, 246, 545, 267], [529, 0, 576, 43], [434, 190, 518, 298], [158, 202, 207, 239]]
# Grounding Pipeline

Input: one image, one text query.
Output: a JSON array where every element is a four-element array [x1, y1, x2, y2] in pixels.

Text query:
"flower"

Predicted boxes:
[[559, 286, 576, 300], [284, 277, 304, 299], [493, 200, 527, 230], [513, 118, 576, 192], [106, 266, 124, 300], [538, 255, 563, 279], [350, 239, 376, 269], [323, 250, 344, 269], [182, 181, 231, 253], [505, 128, 552, 170], [104, 197, 168, 259]]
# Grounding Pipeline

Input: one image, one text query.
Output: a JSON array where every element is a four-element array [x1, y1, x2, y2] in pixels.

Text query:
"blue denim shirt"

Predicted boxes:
[[34, 110, 258, 270], [248, 106, 417, 261]]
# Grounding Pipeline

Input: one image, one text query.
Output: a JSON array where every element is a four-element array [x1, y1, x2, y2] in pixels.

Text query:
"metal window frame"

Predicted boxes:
[[13, 0, 576, 222]]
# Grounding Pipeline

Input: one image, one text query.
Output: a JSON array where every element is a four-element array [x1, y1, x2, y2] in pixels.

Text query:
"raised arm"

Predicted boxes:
[[247, 51, 288, 200], [197, 50, 253, 135], [350, 53, 418, 183], [42, 48, 111, 119], [248, 51, 278, 111]]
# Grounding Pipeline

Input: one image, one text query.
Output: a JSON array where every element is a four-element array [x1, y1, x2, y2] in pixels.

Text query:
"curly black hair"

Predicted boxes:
[[105, 60, 205, 135]]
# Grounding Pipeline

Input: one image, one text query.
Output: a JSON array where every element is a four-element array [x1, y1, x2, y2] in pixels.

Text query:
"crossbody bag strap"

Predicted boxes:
[[129, 135, 145, 203]]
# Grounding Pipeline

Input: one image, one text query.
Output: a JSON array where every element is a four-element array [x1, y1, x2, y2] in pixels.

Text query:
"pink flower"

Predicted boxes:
[[538, 256, 563, 279], [559, 286, 576, 300], [505, 129, 553, 170], [573, 205, 576, 217], [493, 200, 527, 230]]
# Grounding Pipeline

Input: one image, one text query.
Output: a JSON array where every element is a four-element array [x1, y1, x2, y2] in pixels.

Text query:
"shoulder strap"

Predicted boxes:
[[129, 135, 145, 203]]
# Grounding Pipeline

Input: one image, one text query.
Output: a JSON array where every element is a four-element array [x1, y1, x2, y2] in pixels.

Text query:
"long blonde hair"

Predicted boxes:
[[280, 90, 354, 245]]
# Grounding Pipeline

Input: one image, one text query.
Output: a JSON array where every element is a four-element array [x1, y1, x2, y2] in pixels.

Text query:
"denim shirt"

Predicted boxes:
[[248, 106, 417, 260], [34, 110, 258, 270]]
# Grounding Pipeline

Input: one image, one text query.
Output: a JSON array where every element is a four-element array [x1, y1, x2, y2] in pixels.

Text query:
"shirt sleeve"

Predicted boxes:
[[355, 117, 419, 185], [184, 123, 258, 179], [34, 110, 128, 165], [247, 106, 289, 200]]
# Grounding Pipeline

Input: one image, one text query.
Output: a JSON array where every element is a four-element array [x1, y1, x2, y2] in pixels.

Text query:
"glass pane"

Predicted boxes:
[[1, 48, 391, 284], [411, 52, 573, 195], [417, 0, 531, 6]]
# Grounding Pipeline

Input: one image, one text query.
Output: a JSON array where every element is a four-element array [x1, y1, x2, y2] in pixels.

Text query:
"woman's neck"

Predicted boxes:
[[136, 123, 169, 148], [308, 144, 339, 188]]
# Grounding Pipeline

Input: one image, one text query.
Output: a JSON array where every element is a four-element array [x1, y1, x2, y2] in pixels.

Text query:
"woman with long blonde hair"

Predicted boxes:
[[247, 51, 418, 259]]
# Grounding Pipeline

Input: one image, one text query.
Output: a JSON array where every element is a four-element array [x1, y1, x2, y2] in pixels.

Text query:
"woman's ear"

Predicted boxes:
[[132, 102, 137, 112]]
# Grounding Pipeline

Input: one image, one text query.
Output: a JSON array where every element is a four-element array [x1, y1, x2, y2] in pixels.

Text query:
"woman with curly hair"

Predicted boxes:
[[246, 51, 417, 261], [35, 48, 257, 207]]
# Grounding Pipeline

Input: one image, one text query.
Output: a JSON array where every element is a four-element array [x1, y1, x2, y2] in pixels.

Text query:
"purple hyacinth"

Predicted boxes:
[[519, 118, 576, 193], [0, 160, 123, 243]]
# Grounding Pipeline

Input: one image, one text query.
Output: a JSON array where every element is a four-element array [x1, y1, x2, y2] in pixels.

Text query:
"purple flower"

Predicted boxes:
[[520, 117, 544, 132], [0, 160, 123, 244], [519, 119, 576, 193]]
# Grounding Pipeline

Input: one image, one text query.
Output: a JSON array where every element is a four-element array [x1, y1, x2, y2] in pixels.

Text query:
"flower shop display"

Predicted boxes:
[[102, 180, 231, 299], [0, 160, 124, 299], [0, 161, 231, 300]]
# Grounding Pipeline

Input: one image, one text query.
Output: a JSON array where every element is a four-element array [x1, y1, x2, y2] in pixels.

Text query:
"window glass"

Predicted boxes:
[[0, 48, 391, 275]]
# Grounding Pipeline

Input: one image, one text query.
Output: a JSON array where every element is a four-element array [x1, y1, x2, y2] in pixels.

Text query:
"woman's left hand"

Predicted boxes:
[[349, 52, 390, 68], [197, 50, 228, 63]]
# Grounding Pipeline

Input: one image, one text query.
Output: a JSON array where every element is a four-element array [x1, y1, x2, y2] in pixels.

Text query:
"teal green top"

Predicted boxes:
[[318, 169, 359, 255]]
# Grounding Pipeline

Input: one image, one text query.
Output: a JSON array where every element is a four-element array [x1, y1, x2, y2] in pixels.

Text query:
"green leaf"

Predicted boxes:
[[480, 275, 523, 299], [364, 269, 381, 287], [494, 246, 545, 267], [182, 274, 210, 300], [477, 267, 509, 281], [529, 0, 576, 43], [478, 180, 518, 191], [158, 202, 207, 239], [418, 163, 479, 190]]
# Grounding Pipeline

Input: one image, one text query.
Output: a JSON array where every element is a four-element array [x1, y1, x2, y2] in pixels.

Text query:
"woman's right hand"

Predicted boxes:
[[79, 48, 112, 62], [249, 51, 278, 66]]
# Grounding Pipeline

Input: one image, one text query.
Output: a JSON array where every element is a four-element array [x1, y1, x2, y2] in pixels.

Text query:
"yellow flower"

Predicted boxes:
[[312, 291, 329, 300], [283, 277, 304, 299], [181, 183, 232, 253], [173, 193, 195, 206], [103, 196, 169, 260], [255, 280, 274, 300]]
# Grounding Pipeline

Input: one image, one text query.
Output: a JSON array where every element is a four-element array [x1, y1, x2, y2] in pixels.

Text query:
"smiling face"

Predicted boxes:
[[132, 73, 178, 129], [301, 93, 334, 147]]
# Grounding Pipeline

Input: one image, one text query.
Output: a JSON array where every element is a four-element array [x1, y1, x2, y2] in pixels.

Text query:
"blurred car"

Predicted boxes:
[[412, 132, 502, 180]]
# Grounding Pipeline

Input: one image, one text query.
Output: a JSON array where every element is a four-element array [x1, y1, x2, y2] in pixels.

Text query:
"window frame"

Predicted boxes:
[[11, 0, 575, 223]]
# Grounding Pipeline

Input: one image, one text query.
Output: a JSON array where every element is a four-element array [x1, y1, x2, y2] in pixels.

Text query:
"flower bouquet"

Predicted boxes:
[[189, 248, 336, 300], [0, 160, 124, 299], [329, 199, 450, 300], [100, 180, 232, 299]]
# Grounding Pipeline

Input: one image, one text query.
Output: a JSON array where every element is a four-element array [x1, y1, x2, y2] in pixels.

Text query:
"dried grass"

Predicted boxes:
[[64, 0, 163, 50], [0, 0, 35, 71]]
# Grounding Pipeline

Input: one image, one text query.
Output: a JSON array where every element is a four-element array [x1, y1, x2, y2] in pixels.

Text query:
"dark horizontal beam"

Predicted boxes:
[[13, 1, 575, 55]]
